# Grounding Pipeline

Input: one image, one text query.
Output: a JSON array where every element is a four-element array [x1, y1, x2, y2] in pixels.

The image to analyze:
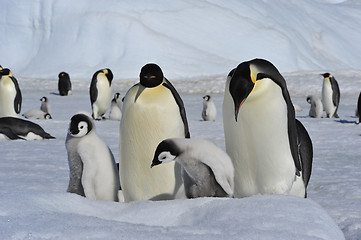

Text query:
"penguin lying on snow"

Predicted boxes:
[[66, 112, 120, 201], [321, 73, 340, 118], [90, 68, 113, 120], [223, 58, 313, 198], [0, 117, 55, 140], [151, 138, 234, 198], [0, 68, 22, 118], [119, 63, 190, 202], [23, 97, 52, 120], [202, 95, 217, 121], [307, 95, 323, 118]]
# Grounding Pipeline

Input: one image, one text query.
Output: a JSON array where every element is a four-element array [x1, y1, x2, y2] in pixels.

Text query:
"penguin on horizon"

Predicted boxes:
[[307, 95, 323, 118], [223, 58, 313, 198], [356, 91, 361, 124], [66, 112, 120, 201], [151, 138, 234, 199], [90, 68, 113, 120], [201, 95, 217, 121], [321, 72, 340, 118], [58, 72, 72, 96], [119, 63, 190, 202], [0, 68, 22, 118]]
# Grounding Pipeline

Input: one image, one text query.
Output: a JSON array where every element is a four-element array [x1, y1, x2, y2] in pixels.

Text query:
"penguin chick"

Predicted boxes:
[[202, 95, 217, 121], [307, 95, 323, 118], [40, 96, 51, 114], [90, 68, 113, 120], [66, 113, 120, 201], [0, 68, 22, 118], [109, 93, 122, 121], [321, 73, 340, 118], [151, 138, 234, 198], [58, 72, 72, 96], [23, 110, 52, 120]]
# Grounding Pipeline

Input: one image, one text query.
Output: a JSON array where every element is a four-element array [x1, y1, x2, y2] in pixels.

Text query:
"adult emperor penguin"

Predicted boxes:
[[357, 92, 361, 123], [58, 72, 72, 96], [89, 68, 113, 120], [66, 112, 120, 201], [151, 138, 234, 198], [119, 63, 190, 202], [202, 95, 217, 121], [0, 117, 55, 140], [321, 73, 340, 118], [109, 92, 122, 121], [307, 95, 323, 118], [0, 68, 22, 118], [223, 58, 313, 198]]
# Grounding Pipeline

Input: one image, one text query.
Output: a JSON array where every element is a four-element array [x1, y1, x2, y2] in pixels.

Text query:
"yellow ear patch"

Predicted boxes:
[[250, 65, 257, 84]]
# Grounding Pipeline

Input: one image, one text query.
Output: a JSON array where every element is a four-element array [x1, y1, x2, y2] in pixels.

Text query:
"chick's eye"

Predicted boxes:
[[80, 126, 84, 129]]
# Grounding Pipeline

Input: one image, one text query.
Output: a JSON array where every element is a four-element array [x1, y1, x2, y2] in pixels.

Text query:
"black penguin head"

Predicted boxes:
[[321, 73, 331, 79], [139, 63, 164, 88], [93, 68, 113, 86], [45, 113, 52, 119], [151, 139, 181, 168], [40, 96, 48, 102], [0, 68, 12, 77], [229, 58, 285, 121], [306, 95, 312, 104], [58, 72, 69, 79], [114, 92, 120, 99], [203, 95, 211, 101], [69, 113, 94, 138]]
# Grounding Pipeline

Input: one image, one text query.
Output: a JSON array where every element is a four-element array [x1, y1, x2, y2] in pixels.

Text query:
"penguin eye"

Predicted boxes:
[[80, 126, 84, 129]]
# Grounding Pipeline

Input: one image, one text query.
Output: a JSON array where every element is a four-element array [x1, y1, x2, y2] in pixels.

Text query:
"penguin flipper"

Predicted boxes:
[[163, 78, 190, 138], [89, 77, 98, 105], [12, 76, 22, 114], [331, 77, 340, 108], [295, 119, 313, 188]]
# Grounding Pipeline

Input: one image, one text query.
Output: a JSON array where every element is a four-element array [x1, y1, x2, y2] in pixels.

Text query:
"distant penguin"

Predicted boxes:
[[223, 59, 313, 198], [151, 138, 234, 198], [202, 95, 217, 121], [321, 73, 340, 118], [109, 93, 122, 121], [356, 91, 361, 123], [0, 117, 55, 140], [58, 72, 72, 96], [90, 68, 113, 120], [0, 68, 22, 118], [40, 96, 51, 114], [307, 95, 323, 118], [66, 113, 120, 201], [119, 63, 190, 202]]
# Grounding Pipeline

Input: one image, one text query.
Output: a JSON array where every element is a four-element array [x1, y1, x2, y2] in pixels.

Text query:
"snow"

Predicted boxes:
[[1, 0, 361, 239]]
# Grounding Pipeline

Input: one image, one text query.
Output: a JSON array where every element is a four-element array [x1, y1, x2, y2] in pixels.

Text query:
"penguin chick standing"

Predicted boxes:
[[202, 95, 217, 121], [307, 95, 323, 118], [151, 138, 234, 198], [66, 113, 120, 201], [109, 93, 122, 121], [0, 68, 22, 118], [40, 96, 51, 114], [58, 72, 72, 96], [321, 73, 340, 118], [119, 63, 190, 202], [90, 68, 113, 120], [223, 59, 313, 198]]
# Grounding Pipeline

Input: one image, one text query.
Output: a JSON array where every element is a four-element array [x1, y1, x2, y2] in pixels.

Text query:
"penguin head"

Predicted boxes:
[[203, 95, 211, 101], [58, 72, 69, 79], [114, 92, 120, 100], [68, 113, 94, 138], [321, 73, 331, 79], [40, 96, 48, 102], [0, 68, 12, 78], [228, 58, 285, 121], [139, 63, 164, 88], [151, 139, 181, 168], [45, 113, 52, 119], [0, 65, 2, 70], [306, 95, 312, 104], [93, 68, 113, 86]]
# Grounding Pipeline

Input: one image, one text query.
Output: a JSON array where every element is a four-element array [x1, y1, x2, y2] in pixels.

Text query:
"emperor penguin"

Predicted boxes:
[[151, 138, 234, 198], [223, 58, 313, 198], [109, 92, 122, 121], [23, 96, 52, 120], [356, 91, 361, 123], [0, 117, 55, 140], [321, 73, 340, 118], [40, 96, 51, 114], [90, 68, 113, 120], [202, 95, 217, 121], [0, 68, 22, 118], [307, 95, 323, 118], [66, 113, 120, 201], [58, 72, 72, 96], [119, 63, 190, 202]]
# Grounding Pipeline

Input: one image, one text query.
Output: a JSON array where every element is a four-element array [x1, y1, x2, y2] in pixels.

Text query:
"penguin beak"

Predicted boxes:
[[150, 159, 162, 168], [229, 69, 255, 122]]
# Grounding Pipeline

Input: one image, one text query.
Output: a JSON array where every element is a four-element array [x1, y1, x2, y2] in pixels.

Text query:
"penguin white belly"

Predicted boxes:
[[77, 134, 118, 201], [0, 80, 17, 117], [322, 81, 336, 117], [109, 104, 122, 120], [93, 77, 112, 118], [120, 85, 184, 202], [224, 79, 296, 198], [203, 102, 217, 121]]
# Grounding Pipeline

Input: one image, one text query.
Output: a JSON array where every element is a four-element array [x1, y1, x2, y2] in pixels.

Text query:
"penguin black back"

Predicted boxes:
[[58, 72, 71, 96]]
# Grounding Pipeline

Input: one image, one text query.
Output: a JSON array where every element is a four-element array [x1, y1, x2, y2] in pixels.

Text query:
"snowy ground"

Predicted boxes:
[[1, 71, 361, 239]]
